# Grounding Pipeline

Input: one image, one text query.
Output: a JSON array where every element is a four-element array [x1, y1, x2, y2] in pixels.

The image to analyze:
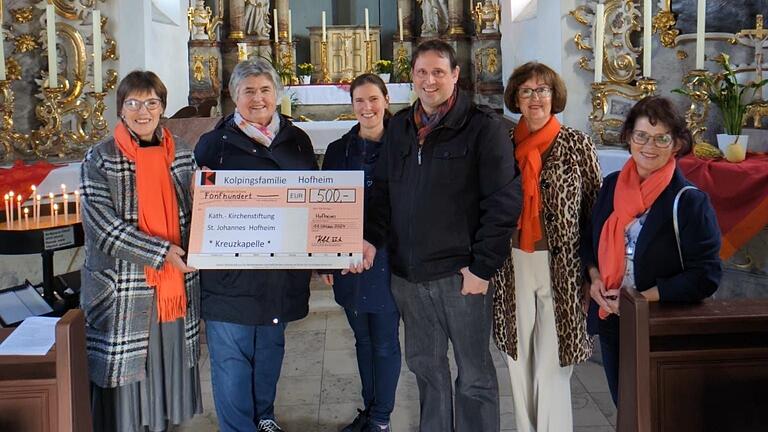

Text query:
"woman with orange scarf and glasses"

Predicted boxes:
[[584, 96, 721, 405], [491, 62, 602, 432], [80, 71, 202, 431]]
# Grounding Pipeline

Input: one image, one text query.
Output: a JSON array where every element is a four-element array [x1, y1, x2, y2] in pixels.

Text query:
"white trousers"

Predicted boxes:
[[506, 248, 573, 432]]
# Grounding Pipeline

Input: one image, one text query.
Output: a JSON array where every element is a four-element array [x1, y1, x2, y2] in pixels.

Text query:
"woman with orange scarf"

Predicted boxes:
[[80, 71, 202, 431], [584, 96, 722, 405], [491, 62, 602, 431]]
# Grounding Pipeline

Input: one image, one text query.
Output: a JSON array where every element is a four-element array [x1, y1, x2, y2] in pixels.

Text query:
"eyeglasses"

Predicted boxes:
[[413, 69, 450, 80], [630, 130, 674, 148], [518, 86, 552, 99], [123, 98, 162, 112]]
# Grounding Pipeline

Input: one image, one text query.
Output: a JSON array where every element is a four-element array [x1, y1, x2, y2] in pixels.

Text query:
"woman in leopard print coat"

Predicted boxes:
[[491, 62, 602, 432]]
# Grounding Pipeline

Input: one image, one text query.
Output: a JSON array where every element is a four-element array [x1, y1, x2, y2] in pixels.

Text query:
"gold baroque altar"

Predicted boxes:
[[308, 25, 381, 83]]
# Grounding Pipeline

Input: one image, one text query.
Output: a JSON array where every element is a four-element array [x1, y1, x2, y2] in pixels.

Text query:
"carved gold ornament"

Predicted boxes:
[[652, 8, 678, 48], [193, 55, 205, 82], [5, 58, 21, 81], [208, 56, 219, 88], [14, 34, 39, 53], [10, 7, 35, 24]]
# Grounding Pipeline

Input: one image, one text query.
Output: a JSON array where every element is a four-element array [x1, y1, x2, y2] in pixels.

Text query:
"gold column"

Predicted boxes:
[[447, 0, 466, 36], [229, 0, 245, 39]]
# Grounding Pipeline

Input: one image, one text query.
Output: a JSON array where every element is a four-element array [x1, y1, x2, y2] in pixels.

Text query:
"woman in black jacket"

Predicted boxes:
[[194, 58, 317, 432], [321, 74, 400, 432]]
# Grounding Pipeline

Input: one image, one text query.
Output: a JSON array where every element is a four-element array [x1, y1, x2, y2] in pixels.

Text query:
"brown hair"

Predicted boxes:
[[410, 39, 458, 70], [620, 96, 692, 156], [349, 73, 392, 119], [116, 70, 168, 116], [504, 62, 567, 114]]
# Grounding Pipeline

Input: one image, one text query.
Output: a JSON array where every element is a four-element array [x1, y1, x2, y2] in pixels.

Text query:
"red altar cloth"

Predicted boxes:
[[0, 160, 61, 201], [679, 153, 768, 260]]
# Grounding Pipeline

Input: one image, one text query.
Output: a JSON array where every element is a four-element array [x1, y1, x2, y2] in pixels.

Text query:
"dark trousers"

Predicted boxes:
[[391, 273, 499, 432], [344, 308, 402, 424], [206, 320, 286, 432], [598, 314, 620, 405]]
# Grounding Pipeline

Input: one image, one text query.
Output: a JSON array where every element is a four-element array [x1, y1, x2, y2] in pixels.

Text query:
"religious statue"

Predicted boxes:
[[737, 14, 768, 127], [418, 0, 448, 37], [244, 0, 271, 38], [187, 0, 222, 41]]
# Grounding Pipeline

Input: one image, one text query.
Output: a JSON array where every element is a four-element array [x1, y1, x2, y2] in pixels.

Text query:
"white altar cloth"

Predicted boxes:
[[286, 83, 413, 105]]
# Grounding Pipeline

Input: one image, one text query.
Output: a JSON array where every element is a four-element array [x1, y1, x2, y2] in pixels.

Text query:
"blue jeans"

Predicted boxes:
[[206, 320, 286, 432], [598, 314, 620, 405], [391, 274, 499, 432], [345, 308, 402, 425]]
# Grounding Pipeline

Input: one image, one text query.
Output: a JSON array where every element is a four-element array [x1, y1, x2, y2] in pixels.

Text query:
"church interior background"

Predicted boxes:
[[0, 0, 766, 331]]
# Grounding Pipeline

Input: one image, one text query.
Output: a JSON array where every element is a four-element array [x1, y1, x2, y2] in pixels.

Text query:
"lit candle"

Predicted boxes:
[[594, 3, 605, 82], [398, 8, 404, 42], [23, 207, 29, 229], [695, 0, 706, 69], [53, 203, 59, 225], [46, 4, 58, 87], [322, 11, 327, 43], [8, 191, 14, 225], [63, 193, 69, 222], [36, 194, 41, 226], [365, 8, 370, 41], [288, 9, 292, 44], [74, 190, 80, 221], [643, 0, 652, 77], [93, 9, 103, 93], [16, 194, 21, 224], [61, 183, 66, 196], [3, 194, 9, 227], [273, 8, 279, 44], [49, 192, 55, 221]]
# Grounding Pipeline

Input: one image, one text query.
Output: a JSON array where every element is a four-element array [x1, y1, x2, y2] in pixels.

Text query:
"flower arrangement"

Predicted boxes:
[[297, 63, 315, 76], [374, 60, 393, 74], [673, 53, 768, 135]]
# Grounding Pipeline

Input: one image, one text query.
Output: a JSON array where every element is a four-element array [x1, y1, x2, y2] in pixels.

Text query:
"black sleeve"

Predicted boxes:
[[194, 132, 219, 169], [469, 115, 520, 280], [363, 129, 392, 249]]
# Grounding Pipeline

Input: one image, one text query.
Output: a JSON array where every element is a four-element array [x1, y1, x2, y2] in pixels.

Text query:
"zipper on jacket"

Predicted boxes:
[[417, 146, 422, 165]]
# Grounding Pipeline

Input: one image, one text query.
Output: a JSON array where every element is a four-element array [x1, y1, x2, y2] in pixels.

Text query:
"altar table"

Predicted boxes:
[[286, 83, 413, 106]]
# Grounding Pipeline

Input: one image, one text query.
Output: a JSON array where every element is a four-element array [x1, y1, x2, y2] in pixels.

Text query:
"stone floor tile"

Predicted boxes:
[[390, 400, 420, 432], [286, 311, 327, 332], [572, 392, 611, 427], [176, 412, 220, 432], [574, 360, 611, 394], [590, 391, 618, 426], [320, 373, 363, 405], [275, 375, 322, 406], [326, 310, 350, 329], [499, 396, 517, 430], [274, 403, 320, 430], [393, 371, 420, 402], [283, 330, 326, 377], [324, 327, 356, 351], [323, 349, 359, 375], [571, 374, 588, 394], [317, 402, 364, 431]]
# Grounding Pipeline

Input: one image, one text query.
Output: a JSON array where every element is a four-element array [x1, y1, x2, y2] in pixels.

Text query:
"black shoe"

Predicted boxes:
[[340, 408, 369, 432], [258, 419, 284, 432], [361, 420, 390, 432]]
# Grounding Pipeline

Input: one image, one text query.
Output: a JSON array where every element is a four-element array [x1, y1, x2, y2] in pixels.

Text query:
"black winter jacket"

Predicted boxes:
[[365, 91, 521, 282], [194, 114, 318, 326]]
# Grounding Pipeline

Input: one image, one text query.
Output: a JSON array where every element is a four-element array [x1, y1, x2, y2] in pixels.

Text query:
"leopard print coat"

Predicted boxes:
[[491, 125, 602, 366]]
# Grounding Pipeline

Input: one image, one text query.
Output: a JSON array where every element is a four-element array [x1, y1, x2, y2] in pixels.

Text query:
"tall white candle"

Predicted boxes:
[[74, 190, 80, 221], [93, 9, 102, 92], [3, 194, 8, 227], [36, 194, 41, 226], [322, 11, 327, 42], [274, 8, 279, 43], [365, 8, 370, 41], [8, 191, 14, 225], [695, 0, 706, 69], [0, 24, 6, 81], [53, 203, 58, 225], [46, 4, 57, 87], [643, 0, 652, 77], [63, 193, 69, 222], [288, 9, 292, 44], [398, 8, 404, 42], [23, 207, 29, 230], [594, 3, 605, 82], [16, 194, 21, 224]]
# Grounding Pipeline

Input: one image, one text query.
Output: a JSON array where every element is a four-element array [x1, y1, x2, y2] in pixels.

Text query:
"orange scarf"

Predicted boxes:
[[597, 157, 676, 318], [513, 115, 560, 252], [114, 122, 186, 323]]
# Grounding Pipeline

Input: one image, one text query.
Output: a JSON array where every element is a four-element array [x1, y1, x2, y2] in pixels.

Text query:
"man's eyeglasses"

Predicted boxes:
[[123, 98, 163, 112], [518, 86, 552, 99], [630, 130, 674, 148]]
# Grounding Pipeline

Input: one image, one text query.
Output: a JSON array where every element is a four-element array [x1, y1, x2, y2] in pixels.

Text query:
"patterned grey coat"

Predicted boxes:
[[80, 135, 201, 388], [491, 125, 602, 366]]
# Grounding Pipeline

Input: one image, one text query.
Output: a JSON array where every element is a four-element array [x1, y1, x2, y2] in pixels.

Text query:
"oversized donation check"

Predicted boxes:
[[187, 170, 363, 269]]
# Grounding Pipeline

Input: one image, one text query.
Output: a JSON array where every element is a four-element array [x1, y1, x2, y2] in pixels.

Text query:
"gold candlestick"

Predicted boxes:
[[87, 92, 109, 141], [365, 40, 374, 73], [320, 41, 331, 84]]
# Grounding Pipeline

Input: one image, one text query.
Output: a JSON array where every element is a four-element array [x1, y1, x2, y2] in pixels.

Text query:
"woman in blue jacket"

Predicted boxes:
[[321, 73, 400, 432], [583, 96, 722, 405]]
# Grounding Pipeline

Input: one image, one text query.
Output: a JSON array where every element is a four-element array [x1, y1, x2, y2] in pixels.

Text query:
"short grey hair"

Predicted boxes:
[[228, 58, 283, 103]]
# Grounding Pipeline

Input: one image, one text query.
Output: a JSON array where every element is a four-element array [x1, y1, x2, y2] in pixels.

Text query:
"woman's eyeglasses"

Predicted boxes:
[[123, 98, 162, 112], [630, 130, 674, 148], [518, 86, 552, 99]]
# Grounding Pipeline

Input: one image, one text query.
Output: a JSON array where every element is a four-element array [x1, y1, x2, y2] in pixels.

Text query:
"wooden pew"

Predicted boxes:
[[0, 309, 92, 432], [618, 288, 768, 432]]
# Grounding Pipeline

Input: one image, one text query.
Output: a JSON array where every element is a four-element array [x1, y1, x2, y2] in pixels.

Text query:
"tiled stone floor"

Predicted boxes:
[[179, 288, 617, 432]]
